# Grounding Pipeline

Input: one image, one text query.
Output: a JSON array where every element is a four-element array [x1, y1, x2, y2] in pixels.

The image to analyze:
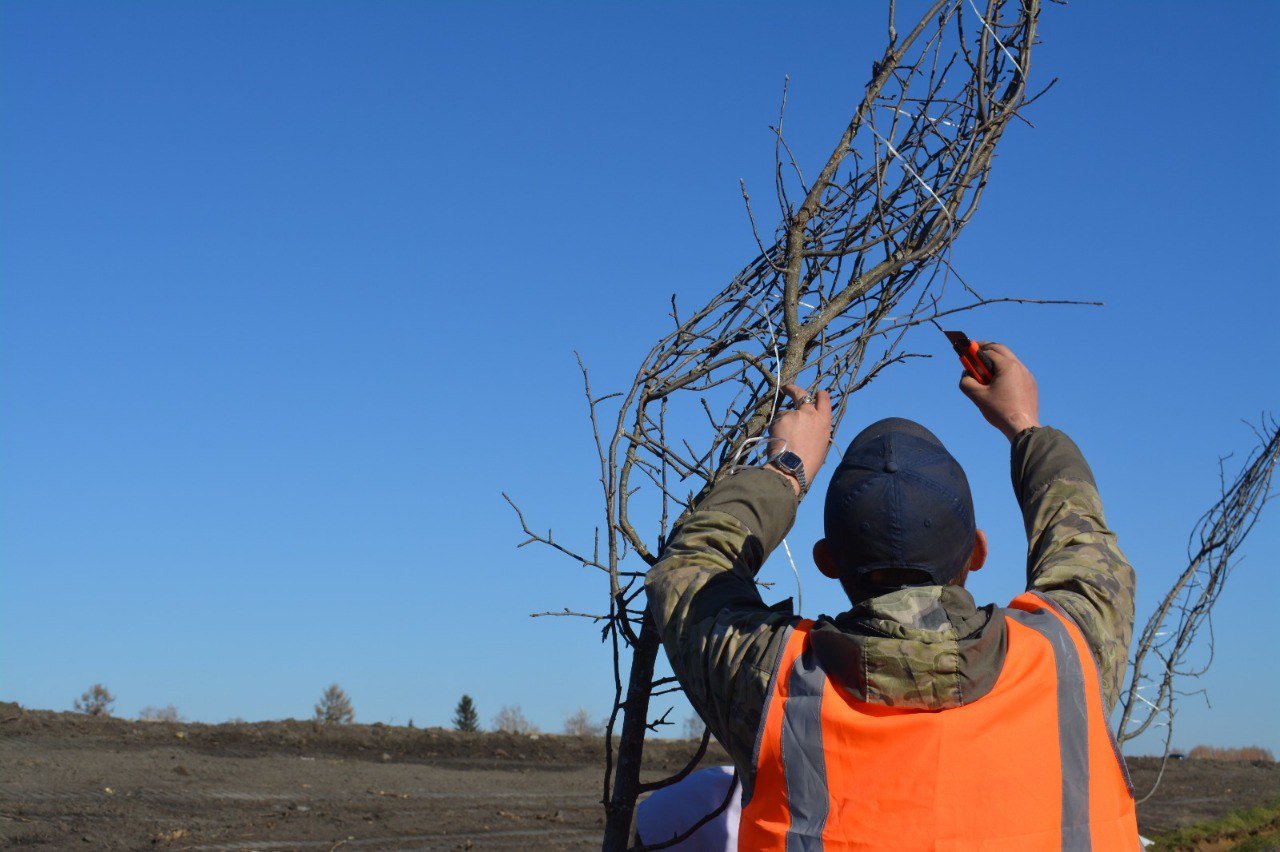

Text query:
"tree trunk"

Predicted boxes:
[[601, 616, 662, 851]]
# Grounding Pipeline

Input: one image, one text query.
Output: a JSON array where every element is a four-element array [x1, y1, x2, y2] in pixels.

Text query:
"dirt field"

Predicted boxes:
[[2, 702, 1277, 850]]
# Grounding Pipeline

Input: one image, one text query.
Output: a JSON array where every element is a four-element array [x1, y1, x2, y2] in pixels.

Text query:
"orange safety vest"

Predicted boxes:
[[739, 592, 1139, 851]]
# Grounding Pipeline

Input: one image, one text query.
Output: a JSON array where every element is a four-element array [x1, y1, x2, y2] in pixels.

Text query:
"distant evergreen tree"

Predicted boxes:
[[453, 694, 480, 732]]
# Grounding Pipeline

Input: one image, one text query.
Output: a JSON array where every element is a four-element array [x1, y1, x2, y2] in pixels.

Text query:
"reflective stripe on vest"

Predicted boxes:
[[739, 593, 1139, 851], [1005, 605, 1090, 847], [782, 641, 829, 851]]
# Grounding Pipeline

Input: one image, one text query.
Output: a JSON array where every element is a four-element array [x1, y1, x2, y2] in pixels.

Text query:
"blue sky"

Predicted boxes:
[[2, 2, 1277, 755]]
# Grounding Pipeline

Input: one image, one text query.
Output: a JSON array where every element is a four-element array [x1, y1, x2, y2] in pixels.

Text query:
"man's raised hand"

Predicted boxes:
[[766, 384, 833, 496], [959, 342, 1041, 442]]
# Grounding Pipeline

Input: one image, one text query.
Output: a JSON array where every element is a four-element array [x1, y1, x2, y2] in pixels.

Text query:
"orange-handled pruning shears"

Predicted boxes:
[[932, 320, 996, 385]]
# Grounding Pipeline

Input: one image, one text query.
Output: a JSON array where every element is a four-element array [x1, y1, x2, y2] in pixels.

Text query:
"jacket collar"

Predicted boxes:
[[842, 585, 990, 638], [808, 585, 1007, 710]]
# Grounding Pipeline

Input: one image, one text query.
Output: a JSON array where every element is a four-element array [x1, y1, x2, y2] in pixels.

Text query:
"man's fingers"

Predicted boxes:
[[780, 383, 826, 408], [779, 384, 805, 405], [978, 341, 1015, 360], [971, 342, 1016, 379], [778, 383, 832, 418], [959, 372, 985, 398]]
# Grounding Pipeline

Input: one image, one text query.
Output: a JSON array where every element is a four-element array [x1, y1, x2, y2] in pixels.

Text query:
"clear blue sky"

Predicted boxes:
[[2, 2, 1277, 755]]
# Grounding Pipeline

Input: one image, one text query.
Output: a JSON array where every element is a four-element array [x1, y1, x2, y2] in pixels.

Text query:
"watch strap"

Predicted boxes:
[[767, 450, 808, 493]]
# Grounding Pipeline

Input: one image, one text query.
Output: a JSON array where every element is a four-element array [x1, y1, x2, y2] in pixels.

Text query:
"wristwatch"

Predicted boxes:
[[767, 450, 808, 493]]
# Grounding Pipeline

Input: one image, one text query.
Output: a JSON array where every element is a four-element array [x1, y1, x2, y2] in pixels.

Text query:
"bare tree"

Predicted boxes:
[[492, 704, 539, 735], [313, 684, 355, 725], [564, 708, 606, 737], [506, 2, 1063, 846], [138, 704, 183, 723], [1118, 415, 1280, 801], [73, 684, 115, 717]]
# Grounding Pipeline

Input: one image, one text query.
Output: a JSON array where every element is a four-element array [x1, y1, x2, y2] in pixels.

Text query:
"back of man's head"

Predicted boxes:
[[823, 417, 976, 594]]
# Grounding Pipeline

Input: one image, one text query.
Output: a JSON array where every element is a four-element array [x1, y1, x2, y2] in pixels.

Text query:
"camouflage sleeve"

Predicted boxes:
[[644, 466, 800, 777], [1011, 426, 1136, 714]]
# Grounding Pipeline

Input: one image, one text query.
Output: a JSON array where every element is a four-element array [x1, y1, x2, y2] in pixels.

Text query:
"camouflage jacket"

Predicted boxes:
[[645, 426, 1135, 798]]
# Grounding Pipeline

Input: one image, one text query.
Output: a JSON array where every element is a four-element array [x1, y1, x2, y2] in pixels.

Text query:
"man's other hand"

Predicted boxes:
[[959, 342, 1041, 442], [766, 385, 833, 495]]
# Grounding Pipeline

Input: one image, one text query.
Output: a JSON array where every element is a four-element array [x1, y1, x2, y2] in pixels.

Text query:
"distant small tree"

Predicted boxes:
[[563, 708, 604, 737], [683, 713, 706, 741], [453, 695, 480, 732], [73, 684, 115, 717], [492, 704, 538, 735], [313, 684, 355, 725], [138, 704, 183, 723], [407, 718, 414, 729]]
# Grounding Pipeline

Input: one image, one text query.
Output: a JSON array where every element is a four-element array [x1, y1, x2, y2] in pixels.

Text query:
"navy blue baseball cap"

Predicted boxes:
[[823, 417, 976, 585]]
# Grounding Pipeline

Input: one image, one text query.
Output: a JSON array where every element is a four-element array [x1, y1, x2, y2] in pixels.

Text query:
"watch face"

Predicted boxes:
[[777, 451, 801, 472]]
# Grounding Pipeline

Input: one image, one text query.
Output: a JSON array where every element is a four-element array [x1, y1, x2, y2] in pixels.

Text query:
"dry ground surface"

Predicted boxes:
[[2, 702, 1276, 850]]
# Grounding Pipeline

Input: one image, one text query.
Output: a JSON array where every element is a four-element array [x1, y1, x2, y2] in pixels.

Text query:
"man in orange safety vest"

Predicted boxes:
[[645, 342, 1140, 849]]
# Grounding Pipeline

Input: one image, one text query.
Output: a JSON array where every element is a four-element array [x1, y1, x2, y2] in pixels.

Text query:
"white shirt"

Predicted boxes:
[[635, 765, 741, 851]]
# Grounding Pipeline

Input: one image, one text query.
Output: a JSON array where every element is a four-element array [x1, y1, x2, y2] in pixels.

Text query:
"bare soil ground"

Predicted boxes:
[[1, 702, 1276, 850], [1127, 756, 1280, 843]]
